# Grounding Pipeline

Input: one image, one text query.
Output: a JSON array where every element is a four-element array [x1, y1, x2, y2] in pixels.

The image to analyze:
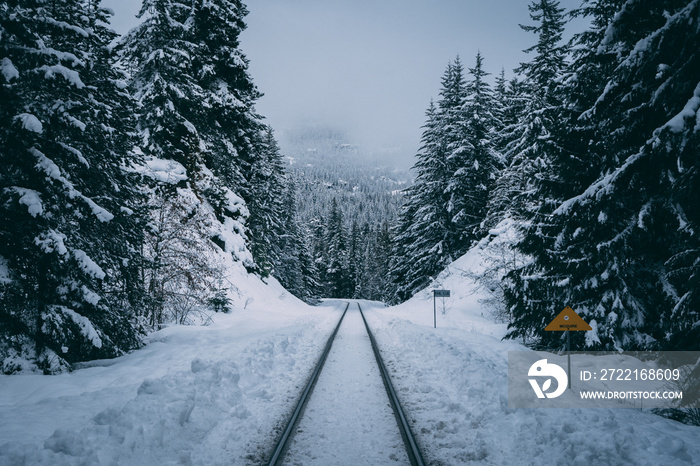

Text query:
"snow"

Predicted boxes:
[[52, 306, 103, 349], [360, 245, 700, 465], [283, 305, 408, 465], [664, 81, 700, 133], [64, 114, 86, 132], [42, 17, 89, 38], [0, 256, 11, 284], [1, 57, 19, 82], [1, 232, 698, 464], [16, 113, 43, 133], [81, 285, 101, 306], [32, 148, 62, 179], [58, 142, 89, 166], [72, 249, 106, 280], [133, 156, 188, 184], [83, 198, 114, 223], [555, 146, 644, 215], [30, 148, 114, 222], [7, 187, 44, 217], [34, 229, 68, 256], [0, 282, 343, 465], [41, 65, 85, 88]]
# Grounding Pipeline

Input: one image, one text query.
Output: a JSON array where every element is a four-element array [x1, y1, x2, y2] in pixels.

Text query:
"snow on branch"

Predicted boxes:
[[30, 148, 114, 222], [6, 187, 44, 217], [663, 81, 700, 133], [40, 16, 90, 38], [1, 57, 19, 82], [40, 65, 85, 88], [554, 148, 643, 215], [15, 113, 43, 133], [46, 306, 104, 349], [73, 249, 106, 280]]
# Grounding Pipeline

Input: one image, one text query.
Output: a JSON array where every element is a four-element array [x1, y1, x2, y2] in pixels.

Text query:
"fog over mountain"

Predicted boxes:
[[103, 0, 588, 169]]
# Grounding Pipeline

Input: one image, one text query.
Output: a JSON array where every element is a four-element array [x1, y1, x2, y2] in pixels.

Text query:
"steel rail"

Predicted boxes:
[[358, 302, 427, 466], [266, 302, 349, 466]]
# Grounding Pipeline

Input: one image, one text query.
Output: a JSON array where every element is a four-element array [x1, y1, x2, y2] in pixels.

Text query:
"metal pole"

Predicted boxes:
[[567, 330, 571, 389], [433, 293, 436, 328]]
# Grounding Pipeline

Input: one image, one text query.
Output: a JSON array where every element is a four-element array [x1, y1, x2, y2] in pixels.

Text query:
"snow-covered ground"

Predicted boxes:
[[1, 231, 698, 465], [282, 304, 408, 465], [0, 275, 344, 465], [362, 238, 700, 465]]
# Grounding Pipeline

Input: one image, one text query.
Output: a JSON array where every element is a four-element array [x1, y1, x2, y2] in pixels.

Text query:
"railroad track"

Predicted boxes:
[[266, 302, 425, 466]]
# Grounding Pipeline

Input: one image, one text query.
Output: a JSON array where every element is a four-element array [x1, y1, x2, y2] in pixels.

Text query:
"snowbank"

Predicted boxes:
[[363, 235, 700, 465], [0, 281, 345, 465], [2, 223, 697, 464]]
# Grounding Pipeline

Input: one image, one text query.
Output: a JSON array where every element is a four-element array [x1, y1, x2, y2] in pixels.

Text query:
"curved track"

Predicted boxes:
[[266, 302, 425, 466]]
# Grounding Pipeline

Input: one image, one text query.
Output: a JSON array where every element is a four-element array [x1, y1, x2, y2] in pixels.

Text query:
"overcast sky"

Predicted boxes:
[[104, 0, 588, 168]]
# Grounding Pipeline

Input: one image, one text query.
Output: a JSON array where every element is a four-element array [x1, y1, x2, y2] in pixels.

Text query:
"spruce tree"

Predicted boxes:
[[325, 197, 349, 298], [247, 126, 287, 276], [493, 0, 571, 347], [118, 0, 276, 326], [119, 0, 203, 175], [392, 56, 502, 303], [274, 179, 319, 302], [439, 57, 471, 256], [505, 0, 700, 351], [190, 0, 266, 206], [389, 184, 422, 302], [447, 52, 501, 247], [486, 75, 530, 228], [496, 0, 569, 223], [119, 0, 262, 229], [392, 100, 451, 301], [1, 0, 145, 371]]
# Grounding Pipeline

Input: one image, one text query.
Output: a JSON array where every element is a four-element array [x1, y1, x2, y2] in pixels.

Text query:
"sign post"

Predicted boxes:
[[544, 306, 592, 389], [432, 290, 450, 328]]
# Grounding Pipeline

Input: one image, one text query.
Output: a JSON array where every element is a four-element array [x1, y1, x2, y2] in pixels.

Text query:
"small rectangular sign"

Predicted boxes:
[[433, 290, 450, 297]]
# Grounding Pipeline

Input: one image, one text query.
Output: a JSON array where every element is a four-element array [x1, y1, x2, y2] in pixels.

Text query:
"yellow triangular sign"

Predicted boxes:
[[545, 306, 592, 331]]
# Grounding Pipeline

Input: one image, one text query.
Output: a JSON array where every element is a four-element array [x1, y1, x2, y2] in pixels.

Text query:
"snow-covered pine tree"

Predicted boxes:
[[119, 0, 266, 327], [0, 0, 145, 371], [371, 220, 393, 301], [273, 178, 319, 302], [439, 57, 473, 257], [351, 221, 392, 301], [491, 67, 508, 156], [392, 55, 502, 303], [485, 75, 529, 229], [389, 183, 421, 303], [324, 197, 350, 298], [119, 0, 263, 216], [247, 126, 287, 276], [494, 0, 569, 224], [120, 0, 203, 177], [191, 0, 285, 281], [309, 216, 328, 294], [347, 220, 361, 297], [190, 0, 267, 208], [446, 52, 501, 247], [294, 235, 320, 302], [492, 0, 572, 347], [391, 99, 451, 301], [506, 0, 700, 351]]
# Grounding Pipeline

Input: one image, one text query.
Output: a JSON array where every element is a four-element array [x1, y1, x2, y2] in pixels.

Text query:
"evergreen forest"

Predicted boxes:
[[1, 0, 698, 373]]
